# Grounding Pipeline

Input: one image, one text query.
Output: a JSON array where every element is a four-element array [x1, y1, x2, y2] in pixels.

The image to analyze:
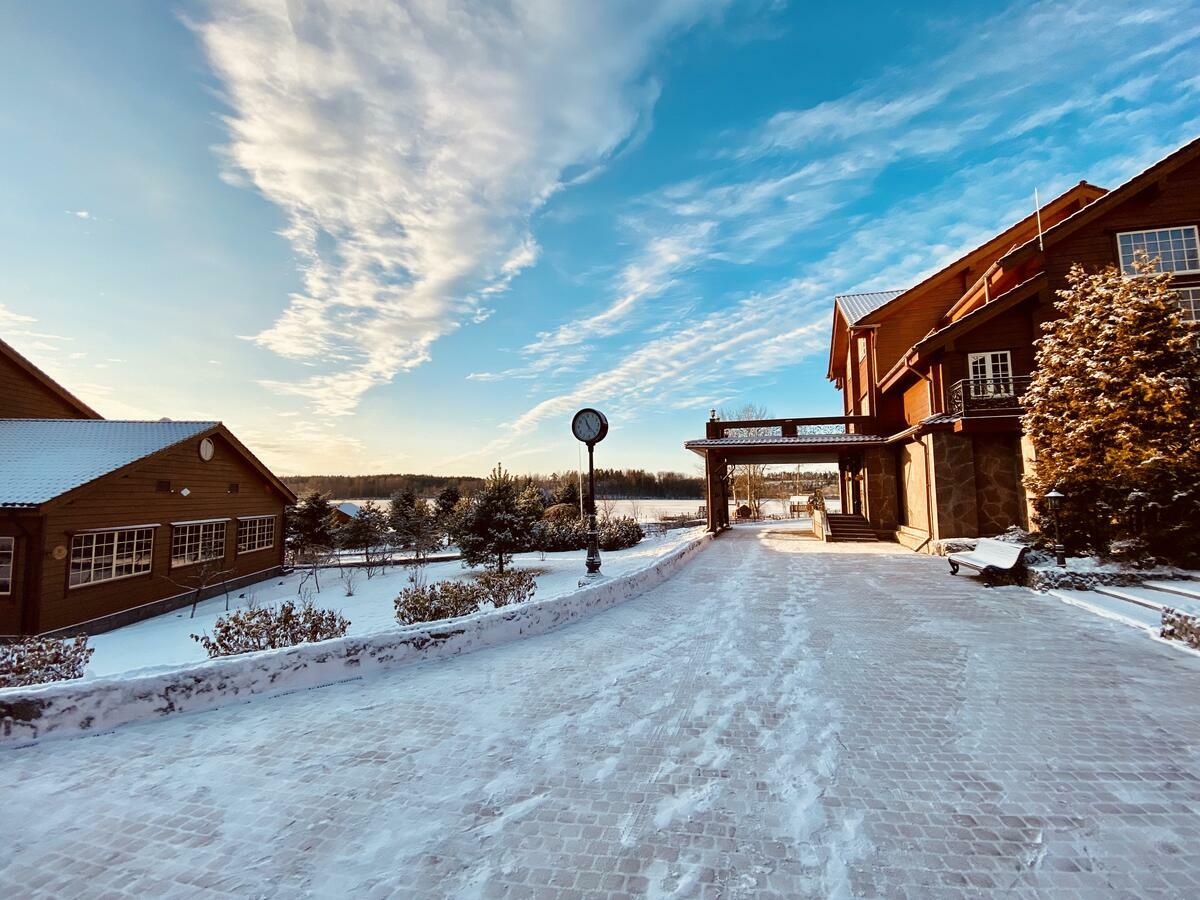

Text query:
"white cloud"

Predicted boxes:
[[195, 0, 730, 414], [66, 210, 91, 219]]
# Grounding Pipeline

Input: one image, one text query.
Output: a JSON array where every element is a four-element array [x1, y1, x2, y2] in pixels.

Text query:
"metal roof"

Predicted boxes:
[[834, 290, 906, 325], [685, 433, 883, 449], [0, 419, 217, 507]]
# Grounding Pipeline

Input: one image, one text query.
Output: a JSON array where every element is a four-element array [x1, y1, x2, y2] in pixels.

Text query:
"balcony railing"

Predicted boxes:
[[705, 415, 875, 439], [949, 376, 1032, 416]]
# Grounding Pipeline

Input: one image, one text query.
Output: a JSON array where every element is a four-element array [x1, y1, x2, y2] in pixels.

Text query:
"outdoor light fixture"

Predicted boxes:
[[1043, 488, 1067, 567]]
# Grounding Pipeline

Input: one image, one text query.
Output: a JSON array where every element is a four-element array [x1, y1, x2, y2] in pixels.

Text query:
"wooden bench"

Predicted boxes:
[[947, 538, 1028, 585]]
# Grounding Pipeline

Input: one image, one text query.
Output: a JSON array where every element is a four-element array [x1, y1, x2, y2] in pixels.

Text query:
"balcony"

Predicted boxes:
[[703, 415, 876, 439], [948, 376, 1032, 417]]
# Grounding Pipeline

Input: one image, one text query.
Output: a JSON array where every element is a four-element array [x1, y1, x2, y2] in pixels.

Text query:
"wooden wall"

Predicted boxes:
[[33, 432, 288, 633], [0, 351, 92, 419]]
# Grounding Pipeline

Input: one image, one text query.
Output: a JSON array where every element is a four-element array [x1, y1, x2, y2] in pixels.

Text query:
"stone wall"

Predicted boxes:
[[972, 434, 1025, 535], [862, 446, 898, 533], [928, 431, 978, 539]]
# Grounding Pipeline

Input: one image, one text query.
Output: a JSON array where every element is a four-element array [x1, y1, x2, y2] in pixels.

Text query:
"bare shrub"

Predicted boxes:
[[0, 635, 95, 688], [191, 601, 349, 659], [341, 567, 358, 597]]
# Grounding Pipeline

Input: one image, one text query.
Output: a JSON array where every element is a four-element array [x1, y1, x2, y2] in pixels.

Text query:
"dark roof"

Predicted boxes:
[[0, 419, 216, 507], [834, 290, 906, 325], [0, 336, 102, 419]]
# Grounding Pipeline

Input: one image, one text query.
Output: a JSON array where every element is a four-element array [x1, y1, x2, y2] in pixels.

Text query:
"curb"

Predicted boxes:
[[0, 531, 714, 747]]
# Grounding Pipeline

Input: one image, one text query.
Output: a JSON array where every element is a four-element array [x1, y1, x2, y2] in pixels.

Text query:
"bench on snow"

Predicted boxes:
[[947, 538, 1028, 585]]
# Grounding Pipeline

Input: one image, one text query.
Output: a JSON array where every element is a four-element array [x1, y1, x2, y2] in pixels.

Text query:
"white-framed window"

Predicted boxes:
[[237, 516, 276, 554], [171, 520, 227, 568], [968, 350, 1014, 397], [70, 527, 155, 588], [0, 536, 13, 595], [1175, 287, 1200, 323], [1117, 226, 1200, 275]]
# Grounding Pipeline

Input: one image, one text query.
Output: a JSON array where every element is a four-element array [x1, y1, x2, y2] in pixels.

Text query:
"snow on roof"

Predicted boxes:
[[835, 290, 906, 325], [0, 419, 217, 507], [337, 502, 361, 517], [685, 433, 883, 448]]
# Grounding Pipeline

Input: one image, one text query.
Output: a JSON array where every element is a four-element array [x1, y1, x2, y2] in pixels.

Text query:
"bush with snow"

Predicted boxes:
[[542, 502, 581, 523], [395, 569, 538, 626], [191, 601, 350, 658], [0, 634, 95, 688]]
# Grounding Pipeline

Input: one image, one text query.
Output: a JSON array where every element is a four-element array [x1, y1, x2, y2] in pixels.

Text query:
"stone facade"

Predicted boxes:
[[927, 431, 978, 539], [972, 434, 1025, 534], [861, 446, 898, 534]]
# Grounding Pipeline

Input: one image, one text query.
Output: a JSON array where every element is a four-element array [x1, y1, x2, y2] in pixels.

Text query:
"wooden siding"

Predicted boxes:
[[0, 351, 91, 419], [34, 432, 287, 633], [936, 300, 1039, 390], [902, 378, 931, 426], [1043, 153, 1200, 296]]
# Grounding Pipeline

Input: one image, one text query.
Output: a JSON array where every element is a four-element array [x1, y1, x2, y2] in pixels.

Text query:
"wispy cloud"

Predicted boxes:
[[195, 0, 731, 414], [470, 0, 1200, 462]]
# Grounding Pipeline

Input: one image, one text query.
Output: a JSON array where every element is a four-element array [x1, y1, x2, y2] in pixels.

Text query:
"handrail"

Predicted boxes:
[[707, 415, 874, 438], [948, 376, 1032, 415]]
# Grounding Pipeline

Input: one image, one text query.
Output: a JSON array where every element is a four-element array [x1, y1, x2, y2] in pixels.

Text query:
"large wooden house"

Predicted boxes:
[[1, 337, 295, 636], [688, 135, 1200, 547]]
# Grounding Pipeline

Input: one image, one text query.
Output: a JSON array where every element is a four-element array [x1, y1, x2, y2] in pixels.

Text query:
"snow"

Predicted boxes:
[[0, 419, 215, 506], [80, 527, 708, 678]]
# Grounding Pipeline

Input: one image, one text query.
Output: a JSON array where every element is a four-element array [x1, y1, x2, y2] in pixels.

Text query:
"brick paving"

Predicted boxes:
[[3, 526, 1200, 898]]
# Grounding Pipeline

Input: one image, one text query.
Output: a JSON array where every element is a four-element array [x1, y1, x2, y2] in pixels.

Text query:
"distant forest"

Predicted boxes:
[[284, 468, 705, 501]]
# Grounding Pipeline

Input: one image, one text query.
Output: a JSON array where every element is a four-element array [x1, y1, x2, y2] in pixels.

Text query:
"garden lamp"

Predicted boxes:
[[1043, 489, 1066, 567]]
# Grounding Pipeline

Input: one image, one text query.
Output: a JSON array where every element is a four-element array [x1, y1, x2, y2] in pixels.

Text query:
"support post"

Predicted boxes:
[[585, 443, 601, 574]]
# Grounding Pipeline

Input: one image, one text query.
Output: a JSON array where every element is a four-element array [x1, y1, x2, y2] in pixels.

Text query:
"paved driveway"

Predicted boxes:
[[4, 527, 1200, 898]]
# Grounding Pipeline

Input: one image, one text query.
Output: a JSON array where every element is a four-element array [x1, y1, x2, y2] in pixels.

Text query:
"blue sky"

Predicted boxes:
[[1, 1, 1198, 477]]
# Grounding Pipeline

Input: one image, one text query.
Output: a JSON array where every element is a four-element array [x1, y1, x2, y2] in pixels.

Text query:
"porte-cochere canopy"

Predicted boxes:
[[684, 414, 898, 534]]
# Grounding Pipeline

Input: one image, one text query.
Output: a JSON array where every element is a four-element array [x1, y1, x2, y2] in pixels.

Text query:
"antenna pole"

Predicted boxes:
[[1034, 188, 1044, 251]]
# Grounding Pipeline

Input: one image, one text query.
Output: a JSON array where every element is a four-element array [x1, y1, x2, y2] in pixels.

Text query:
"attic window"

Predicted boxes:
[[156, 480, 171, 493], [228, 483, 240, 494], [1117, 226, 1200, 275]]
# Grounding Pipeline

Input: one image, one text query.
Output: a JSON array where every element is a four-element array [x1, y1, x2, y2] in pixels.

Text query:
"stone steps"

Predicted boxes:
[[825, 514, 879, 543]]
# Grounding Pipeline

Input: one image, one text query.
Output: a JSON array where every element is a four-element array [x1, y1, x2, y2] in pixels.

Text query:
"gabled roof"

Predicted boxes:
[[1000, 134, 1200, 268], [834, 290, 906, 325], [0, 336, 102, 419], [0, 419, 216, 507]]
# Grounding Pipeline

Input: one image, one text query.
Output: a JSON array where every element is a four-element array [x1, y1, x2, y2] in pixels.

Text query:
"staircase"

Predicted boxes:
[[1049, 579, 1200, 631], [824, 513, 879, 543]]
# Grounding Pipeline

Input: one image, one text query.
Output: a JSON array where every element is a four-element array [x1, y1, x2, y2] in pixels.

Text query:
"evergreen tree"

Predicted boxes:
[[448, 464, 537, 573], [1023, 255, 1200, 560], [552, 480, 580, 506], [336, 499, 391, 577], [285, 492, 338, 562], [388, 491, 419, 548], [435, 486, 461, 521]]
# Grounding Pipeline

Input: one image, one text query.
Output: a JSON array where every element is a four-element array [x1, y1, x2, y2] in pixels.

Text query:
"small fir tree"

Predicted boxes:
[[286, 492, 338, 561], [448, 464, 537, 573], [336, 499, 391, 577], [1023, 255, 1200, 561]]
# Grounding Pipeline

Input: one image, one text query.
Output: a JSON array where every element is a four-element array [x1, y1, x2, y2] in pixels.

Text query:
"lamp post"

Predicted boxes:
[[1044, 488, 1066, 567], [571, 408, 609, 576]]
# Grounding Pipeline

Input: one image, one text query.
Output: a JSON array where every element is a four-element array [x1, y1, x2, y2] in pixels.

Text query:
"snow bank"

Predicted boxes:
[[0, 531, 714, 747]]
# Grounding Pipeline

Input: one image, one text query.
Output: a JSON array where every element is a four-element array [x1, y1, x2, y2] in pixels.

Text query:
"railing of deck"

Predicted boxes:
[[948, 376, 1032, 417]]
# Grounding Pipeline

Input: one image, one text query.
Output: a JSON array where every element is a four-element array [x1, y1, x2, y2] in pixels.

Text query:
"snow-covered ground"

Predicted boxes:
[[84, 527, 707, 679], [6, 528, 1200, 897]]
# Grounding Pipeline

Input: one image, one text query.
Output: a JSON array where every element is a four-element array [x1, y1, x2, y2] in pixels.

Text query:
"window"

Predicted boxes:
[[70, 527, 154, 587], [1175, 287, 1200, 323], [237, 516, 275, 554], [0, 537, 13, 595], [1117, 226, 1200, 275], [968, 351, 1014, 397], [171, 521, 227, 568]]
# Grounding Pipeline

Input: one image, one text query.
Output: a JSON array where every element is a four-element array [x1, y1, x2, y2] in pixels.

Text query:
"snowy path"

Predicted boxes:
[[4, 527, 1200, 898]]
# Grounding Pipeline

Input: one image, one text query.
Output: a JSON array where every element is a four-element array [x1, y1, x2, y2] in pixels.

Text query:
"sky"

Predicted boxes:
[[1, 1, 1198, 478]]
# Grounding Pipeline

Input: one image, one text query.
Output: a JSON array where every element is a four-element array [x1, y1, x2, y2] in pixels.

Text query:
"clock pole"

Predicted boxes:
[[585, 440, 601, 575]]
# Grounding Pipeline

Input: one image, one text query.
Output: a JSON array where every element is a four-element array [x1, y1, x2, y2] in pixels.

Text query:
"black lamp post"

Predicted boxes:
[[1044, 488, 1066, 567], [571, 408, 609, 576]]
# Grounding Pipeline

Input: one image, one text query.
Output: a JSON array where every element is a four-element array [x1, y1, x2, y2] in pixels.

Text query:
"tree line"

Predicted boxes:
[[284, 468, 704, 500]]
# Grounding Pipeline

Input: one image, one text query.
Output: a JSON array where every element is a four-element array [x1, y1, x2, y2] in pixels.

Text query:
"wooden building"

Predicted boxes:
[[688, 135, 1200, 547], [1, 337, 295, 636]]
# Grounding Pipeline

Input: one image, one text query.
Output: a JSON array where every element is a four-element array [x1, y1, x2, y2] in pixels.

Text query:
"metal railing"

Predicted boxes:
[[948, 375, 1032, 416], [705, 415, 874, 439]]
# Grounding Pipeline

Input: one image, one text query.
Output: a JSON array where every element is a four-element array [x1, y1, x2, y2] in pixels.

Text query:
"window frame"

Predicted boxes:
[[1116, 226, 1200, 276], [236, 515, 276, 555], [1174, 286, 1200, 324], [170, 519, 229, 569], [967, 350, 1015, 398], [68, 526, 157, 589], [0, 535, 14, 596]]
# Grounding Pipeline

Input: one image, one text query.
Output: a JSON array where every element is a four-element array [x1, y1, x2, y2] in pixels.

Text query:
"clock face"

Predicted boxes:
[[571, 408, 608, 443]]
